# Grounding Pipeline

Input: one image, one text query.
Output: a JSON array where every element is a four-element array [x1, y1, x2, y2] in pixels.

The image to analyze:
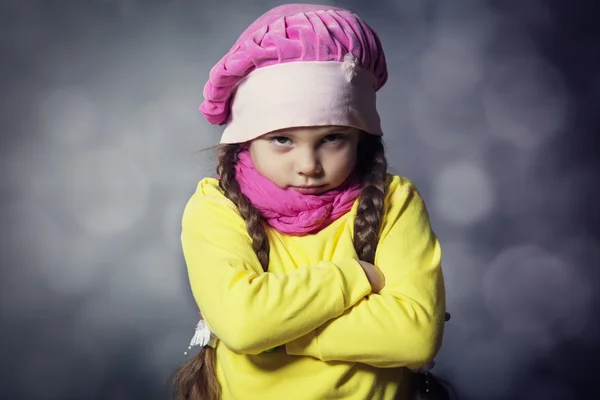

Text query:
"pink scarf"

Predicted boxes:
[[234, 151, 362, 235]]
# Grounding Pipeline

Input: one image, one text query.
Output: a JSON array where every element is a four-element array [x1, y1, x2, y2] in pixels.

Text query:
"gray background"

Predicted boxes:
[[1, 0, 599, 399]]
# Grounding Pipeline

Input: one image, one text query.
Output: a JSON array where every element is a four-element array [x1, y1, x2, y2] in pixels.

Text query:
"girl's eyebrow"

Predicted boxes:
[[263, 132, 289, 138]]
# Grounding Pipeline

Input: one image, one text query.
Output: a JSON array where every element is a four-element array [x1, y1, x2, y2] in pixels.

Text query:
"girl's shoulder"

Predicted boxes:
[[184, 177, 239, 218], [193, 177, 226, 199], [380, 175, 433, 237], [385, 174, 422, 201]]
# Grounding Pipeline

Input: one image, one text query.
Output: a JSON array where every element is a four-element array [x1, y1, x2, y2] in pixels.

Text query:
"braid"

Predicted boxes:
[[353, 135, 388, 264], [217, 145, 270, 271]]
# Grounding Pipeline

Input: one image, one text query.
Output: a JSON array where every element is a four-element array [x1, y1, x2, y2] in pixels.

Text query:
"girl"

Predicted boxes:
[[173, 4, 448, 400]]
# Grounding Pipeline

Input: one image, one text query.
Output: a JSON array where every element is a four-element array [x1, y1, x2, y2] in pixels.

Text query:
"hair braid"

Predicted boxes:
[[172, 347, 220, 400], [353, 135, 388, 264], [217, 145, 270, 271]]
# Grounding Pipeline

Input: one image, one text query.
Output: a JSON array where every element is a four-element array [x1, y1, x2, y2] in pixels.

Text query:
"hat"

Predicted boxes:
[[199, 4, 388, 144]]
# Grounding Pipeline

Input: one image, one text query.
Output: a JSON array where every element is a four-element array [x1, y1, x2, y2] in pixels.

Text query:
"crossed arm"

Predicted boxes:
[[182, 178, 446, 368], [284, 185, 446, 368]]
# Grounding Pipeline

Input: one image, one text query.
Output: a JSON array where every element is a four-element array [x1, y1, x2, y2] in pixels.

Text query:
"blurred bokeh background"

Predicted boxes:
[[1, 0, 599, 399]]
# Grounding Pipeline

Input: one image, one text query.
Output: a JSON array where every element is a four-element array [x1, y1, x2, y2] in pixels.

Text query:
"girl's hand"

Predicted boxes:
[[358, 260, 385, 293]]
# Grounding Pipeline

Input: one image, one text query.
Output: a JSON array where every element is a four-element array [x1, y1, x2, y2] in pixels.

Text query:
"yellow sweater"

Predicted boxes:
[[181, 174, 446, 400]]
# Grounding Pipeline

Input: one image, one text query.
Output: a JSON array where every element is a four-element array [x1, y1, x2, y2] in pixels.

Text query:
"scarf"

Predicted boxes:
[[233, 151, 362, 235]]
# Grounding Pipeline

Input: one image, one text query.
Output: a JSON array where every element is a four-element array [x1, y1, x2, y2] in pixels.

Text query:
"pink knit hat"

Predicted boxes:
[[200, 4, 388, 144]]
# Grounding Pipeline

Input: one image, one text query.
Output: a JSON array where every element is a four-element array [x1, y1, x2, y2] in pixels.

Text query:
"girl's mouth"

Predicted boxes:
[[289, 185, 326, 194]]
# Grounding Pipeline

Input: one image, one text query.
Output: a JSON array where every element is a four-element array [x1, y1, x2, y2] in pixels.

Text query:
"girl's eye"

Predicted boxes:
[[322, 134, 344, 143], [270, 136, 292, 146]]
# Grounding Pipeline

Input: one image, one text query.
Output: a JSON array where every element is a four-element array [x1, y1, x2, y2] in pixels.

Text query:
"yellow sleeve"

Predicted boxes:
[[181, 182, 372, 355], [286, 177, 446, 369]]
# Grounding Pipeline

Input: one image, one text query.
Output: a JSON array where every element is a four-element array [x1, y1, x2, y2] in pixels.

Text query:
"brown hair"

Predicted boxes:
[[172, 134, 451, 399]]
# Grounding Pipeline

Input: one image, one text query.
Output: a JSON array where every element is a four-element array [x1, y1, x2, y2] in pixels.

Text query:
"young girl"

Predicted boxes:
[[173, 4, 448, 400]]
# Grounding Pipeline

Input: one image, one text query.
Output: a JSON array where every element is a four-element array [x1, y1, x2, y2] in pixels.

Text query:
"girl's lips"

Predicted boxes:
[[289, 185, 326, 194]]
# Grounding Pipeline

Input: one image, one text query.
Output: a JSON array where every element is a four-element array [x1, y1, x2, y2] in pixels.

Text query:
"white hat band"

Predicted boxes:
[[220, 54, 383, 144]]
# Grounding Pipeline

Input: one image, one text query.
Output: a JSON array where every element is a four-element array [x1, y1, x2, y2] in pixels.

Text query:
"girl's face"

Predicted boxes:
[[248, 126, 361, 195]]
